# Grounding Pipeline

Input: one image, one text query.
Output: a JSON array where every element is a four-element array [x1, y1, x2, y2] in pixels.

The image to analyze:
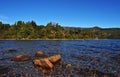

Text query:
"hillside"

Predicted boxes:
[[0, 21, 120, 40]]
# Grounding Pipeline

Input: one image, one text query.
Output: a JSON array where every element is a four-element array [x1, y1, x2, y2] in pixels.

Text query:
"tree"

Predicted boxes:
[[18, 21, 35, 39], [0, 21, 120, 39], [31, 20, 37, 28]]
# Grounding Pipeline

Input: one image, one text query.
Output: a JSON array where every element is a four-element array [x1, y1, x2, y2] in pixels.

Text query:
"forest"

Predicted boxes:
[[0, 21, 120, 40]]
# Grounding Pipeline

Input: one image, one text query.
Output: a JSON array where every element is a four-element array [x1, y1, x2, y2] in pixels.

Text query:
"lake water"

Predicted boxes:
[[0, 40, 120, 76]]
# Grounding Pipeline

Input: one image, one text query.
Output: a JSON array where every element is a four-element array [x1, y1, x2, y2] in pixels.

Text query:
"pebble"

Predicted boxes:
[[66, 64, 72, 68]]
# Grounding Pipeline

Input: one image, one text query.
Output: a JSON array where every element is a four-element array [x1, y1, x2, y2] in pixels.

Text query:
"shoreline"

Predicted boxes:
[[0, 39, 116, 41]]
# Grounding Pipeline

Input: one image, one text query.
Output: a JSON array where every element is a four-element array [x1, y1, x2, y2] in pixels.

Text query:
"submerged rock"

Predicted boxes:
[[33, 58, 53, 69], [0, 65, 9, 75], [48, 54, 61, 63], [104, 74, 110, 77], [7, 48, 17, 52], [35, 51, 44, 57], [66, 64, 72, 68], [33, 54, 61, 70], [11, 54, 30, 61], [116, 74, 120, 77]]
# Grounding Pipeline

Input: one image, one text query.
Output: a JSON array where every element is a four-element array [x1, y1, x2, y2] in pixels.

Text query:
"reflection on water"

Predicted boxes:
[[0, 40, 120, 76]]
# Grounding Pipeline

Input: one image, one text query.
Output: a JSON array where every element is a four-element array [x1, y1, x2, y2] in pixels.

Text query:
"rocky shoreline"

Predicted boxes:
[[0, 49, 120, 77]]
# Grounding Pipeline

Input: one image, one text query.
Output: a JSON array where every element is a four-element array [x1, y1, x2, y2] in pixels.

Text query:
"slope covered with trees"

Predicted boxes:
[[0, 21, 120, 40]]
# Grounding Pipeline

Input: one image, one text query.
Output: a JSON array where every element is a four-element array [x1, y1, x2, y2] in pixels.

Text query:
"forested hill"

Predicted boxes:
[[0, 21, 120, 40]]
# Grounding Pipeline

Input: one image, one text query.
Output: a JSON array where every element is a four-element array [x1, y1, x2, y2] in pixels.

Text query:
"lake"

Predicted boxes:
[[0, 40, 120, 76]]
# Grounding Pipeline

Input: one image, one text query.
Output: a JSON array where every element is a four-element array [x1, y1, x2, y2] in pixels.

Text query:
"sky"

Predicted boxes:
[[0, 0, 120, 28]]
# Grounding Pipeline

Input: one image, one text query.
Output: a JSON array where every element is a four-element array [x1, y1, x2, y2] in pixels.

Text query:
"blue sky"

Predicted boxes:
[[0, 0, 120, 28]]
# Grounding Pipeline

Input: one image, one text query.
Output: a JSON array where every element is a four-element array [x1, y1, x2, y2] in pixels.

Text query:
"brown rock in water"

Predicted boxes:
[[48, 54, 61, 63], [7, 48, 16, 52], [11, 54, 30, 61], [33, 58, 53, 69], [104, 74, 110, 77], [33, 54, 61, 69], [66, 64, 72, 68], [35, 51, 44, 57], [118, 75, 120, 77]]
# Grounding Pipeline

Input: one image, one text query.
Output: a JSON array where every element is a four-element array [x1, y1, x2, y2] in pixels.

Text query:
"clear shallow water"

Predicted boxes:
[[0, 40, 120, 76]]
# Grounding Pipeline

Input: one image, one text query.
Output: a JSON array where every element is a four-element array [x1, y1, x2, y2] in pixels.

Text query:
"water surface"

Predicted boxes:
[[0, 40, 120, 76]]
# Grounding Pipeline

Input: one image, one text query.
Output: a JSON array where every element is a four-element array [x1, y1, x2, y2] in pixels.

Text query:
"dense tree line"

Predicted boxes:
[[0, 21, 120, 40]]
